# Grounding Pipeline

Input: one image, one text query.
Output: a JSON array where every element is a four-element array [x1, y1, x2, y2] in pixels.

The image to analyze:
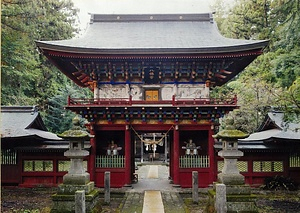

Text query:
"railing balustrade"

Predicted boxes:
[[68, 95, 237, 107], [95, 155, 125, 168], [179, 155, 209, 168]]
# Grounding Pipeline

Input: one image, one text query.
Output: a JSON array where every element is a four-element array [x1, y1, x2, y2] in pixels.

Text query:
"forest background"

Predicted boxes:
[[1, 0, 299, 134]]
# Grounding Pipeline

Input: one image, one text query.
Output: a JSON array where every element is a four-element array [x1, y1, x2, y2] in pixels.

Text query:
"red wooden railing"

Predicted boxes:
[[67, 95, 237, 107]]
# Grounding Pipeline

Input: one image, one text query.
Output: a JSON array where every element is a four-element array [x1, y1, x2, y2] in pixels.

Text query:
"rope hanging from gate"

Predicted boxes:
[[131, 125, 174, 146]]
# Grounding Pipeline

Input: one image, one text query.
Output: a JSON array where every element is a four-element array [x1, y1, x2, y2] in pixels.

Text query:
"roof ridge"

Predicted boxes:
[[90, 13, 213, 23], [1, 106, 38, 113]]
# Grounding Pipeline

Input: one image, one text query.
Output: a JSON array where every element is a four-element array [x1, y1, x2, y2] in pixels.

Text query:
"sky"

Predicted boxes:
[[72, 0, 216, 31]]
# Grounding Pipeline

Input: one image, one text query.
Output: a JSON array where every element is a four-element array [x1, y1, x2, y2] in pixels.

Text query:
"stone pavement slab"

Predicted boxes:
[[147, 165, 159, 179], [142, 191, 164, 213], [120, 164, 186, 213], [121, 191, 186, 213], [121, 192, 143, 213], [162, 192, 186, 213]]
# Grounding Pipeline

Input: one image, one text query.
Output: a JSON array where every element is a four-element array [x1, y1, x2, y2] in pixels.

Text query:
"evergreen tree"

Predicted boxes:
[[42, 83, 91, 134], [1, 0, 88, 132], [212, 0, 300, 132], [1, 0, 79, 108]]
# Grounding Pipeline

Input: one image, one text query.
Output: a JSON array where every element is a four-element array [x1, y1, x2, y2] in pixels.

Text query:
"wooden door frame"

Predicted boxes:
[[144, 88, 160, 101]]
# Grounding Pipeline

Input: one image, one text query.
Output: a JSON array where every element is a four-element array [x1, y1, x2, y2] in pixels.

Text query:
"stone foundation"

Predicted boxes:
[[207, 183, 258, 213], [58, 181, 95, 195], [51, 181, 100, 213]]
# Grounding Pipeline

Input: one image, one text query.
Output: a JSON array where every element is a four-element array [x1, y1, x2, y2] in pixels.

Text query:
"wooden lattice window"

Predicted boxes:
[[217, 161, 248, 172], [289, 153, 300, 168], [253, 161, 283, 172], [23, 160, 53, 172], [1, 149, 17, 165], [57, 160, 88, 172], [58, 160, 71, 172]]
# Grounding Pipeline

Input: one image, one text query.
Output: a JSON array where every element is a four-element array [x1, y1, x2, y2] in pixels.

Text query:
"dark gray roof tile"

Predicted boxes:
[[1, 106, 61, 140], [36, 13, 268, 54]]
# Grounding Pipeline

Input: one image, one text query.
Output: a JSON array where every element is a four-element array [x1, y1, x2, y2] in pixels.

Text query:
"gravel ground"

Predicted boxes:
[[253, 189, 300, 213], [1, 187, 300, 212], [1, 187, 55, 213]]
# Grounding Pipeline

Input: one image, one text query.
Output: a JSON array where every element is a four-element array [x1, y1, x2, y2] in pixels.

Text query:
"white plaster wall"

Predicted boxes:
[[99, 85, 129, 98], [176, 84, 208, 99], [130, 85, 143, 100], [161, 85, 175, 100], [97, 84, 209, 100]]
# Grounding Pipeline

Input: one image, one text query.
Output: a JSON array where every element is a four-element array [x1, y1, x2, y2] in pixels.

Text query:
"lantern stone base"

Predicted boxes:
[[63, 172, 90, 185], [51, 181, 100, 213], [217, 173, 245, 185], [58, 181, 95, 195], [206, 183, 258, 213]]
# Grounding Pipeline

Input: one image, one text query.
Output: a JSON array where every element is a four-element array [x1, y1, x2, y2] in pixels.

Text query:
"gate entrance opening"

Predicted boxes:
[[91, 125, 214, 188], [134, 131, 170, 163]]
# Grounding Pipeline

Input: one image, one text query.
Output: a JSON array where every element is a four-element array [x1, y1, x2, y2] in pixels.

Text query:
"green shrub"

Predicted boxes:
[[263, 175, 297, 191]]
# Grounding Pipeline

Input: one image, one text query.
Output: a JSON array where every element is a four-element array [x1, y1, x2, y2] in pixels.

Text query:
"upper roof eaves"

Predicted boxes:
[[36, 13, 269, 55]]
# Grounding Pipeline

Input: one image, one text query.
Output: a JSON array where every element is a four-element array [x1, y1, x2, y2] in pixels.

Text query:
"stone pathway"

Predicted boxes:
[[120, 164, 185, 213], [121, 192, 144, 213], [142, 191, 164, 213], [161, 191, 185, 213]]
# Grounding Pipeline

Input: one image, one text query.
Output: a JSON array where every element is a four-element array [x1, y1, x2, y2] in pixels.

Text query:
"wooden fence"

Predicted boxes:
[[179, 155, 209, 168], [96, 155, 125, 168]]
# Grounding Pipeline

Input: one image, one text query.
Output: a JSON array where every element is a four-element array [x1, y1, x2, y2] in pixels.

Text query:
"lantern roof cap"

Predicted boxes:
[[57, 117, 92, 140], [213, 130, 249, 140]]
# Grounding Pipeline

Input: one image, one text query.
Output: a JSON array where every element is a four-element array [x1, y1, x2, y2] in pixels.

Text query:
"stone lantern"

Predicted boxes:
[[214, 129, 248, 185], [51, 117, 100, 213], [58, 117, 91, 186], [207, 125, 258, 212]]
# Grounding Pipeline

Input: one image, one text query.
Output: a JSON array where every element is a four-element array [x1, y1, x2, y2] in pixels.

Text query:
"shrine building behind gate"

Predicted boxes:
[[36, 13, 268, 187]]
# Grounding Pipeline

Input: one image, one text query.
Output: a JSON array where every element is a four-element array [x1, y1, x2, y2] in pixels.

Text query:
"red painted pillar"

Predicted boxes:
[[89, 123, 96, 181], [169, 132, 173, 181], [173, 125, 180, 185], [125, 125, 131, 185], [18, 151, 22, 185], [53, 155, 58, 185], [208, 126, 215, 184], [248, 159, 253, 185]]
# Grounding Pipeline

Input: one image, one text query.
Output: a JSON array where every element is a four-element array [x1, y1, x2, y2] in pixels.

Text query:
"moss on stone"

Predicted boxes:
[[58, 130, 88, 137], [207, 189, 216, 196], [52, 194, 75, 201], [226, 194, 257, 202], [57, 129, 90, 140], [57, 116, 92, 140], [90, 200, 102, 213], [213, 130, 248, 140]]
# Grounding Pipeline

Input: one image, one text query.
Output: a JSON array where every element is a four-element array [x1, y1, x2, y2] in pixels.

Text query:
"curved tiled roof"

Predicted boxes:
[[241, 112, 300, 142], [1, 106, 61, 140], [36, 13, 268, 54], [36, 13, 269, 87]]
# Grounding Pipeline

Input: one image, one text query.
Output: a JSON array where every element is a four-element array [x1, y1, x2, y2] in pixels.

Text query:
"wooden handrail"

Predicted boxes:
[[67, 96, 237, 107]]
